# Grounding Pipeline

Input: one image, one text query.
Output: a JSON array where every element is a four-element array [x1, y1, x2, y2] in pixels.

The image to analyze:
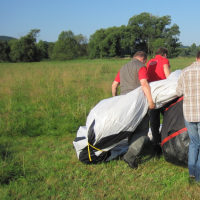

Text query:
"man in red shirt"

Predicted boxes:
[[111, 51, 155, 168], [147, 47, 171, 154]]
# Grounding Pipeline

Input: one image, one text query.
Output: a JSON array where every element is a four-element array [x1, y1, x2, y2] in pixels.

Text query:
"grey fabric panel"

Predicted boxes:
[[123, 113, 149, 162]]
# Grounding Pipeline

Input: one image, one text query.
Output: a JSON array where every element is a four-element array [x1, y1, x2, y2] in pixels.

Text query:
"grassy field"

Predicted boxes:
[[0, 57, 199, 199]]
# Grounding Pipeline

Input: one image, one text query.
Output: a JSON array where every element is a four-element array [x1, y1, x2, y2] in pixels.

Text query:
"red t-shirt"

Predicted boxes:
[[114, 66, 148, 82], [147, 55, 170, 82], [114, 70, 120, 82]]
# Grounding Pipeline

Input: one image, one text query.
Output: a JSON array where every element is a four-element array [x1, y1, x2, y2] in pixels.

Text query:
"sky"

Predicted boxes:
[[0, 0, 199, 46]]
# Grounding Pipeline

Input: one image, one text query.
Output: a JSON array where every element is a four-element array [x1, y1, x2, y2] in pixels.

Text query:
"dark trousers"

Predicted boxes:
[[123, 113, 149, 163], [149, 98, 180, 145], [149, 108, 164, 145]]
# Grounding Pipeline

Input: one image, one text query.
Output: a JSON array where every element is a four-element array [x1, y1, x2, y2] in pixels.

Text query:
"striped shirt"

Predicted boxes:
[[176, 61, 200, 122]]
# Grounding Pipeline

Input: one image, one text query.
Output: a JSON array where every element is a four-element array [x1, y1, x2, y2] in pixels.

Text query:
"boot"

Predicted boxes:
[[153, 144, 162, 156], [122, 152, 137, 169]]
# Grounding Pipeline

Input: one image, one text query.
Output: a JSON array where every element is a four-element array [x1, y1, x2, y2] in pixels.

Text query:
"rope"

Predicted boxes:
[[87, 143, 106, 161]]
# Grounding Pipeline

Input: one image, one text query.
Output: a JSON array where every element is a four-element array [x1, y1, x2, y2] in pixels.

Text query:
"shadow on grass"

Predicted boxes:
[[0, 142, 13, 161], [137, 140, 163, 164], [0, 142, 25, 185], [106, 139, 163, 169]]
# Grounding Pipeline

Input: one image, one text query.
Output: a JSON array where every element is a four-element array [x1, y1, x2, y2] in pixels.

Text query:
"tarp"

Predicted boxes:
[[161, 97, 190, 167], [73, 70, 181, 164]]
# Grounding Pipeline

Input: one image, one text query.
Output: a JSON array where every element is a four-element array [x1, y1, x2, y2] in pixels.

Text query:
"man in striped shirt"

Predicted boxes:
[[176, 51, 200, 182]]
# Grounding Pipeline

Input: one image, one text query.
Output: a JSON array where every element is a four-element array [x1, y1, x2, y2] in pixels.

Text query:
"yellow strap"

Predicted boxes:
[[87, 143, 106, 161], [88, 143, 92, 161]]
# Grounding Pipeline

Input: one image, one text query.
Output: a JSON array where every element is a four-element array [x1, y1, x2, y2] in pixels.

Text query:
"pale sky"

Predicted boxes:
[[0, 0, 199, 46]]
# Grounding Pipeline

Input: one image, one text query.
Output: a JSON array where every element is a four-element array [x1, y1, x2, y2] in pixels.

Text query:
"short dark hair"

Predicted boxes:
[[155, 47, 168, 56], [133, 51, 147, 60], [197, 51, 200, 59]]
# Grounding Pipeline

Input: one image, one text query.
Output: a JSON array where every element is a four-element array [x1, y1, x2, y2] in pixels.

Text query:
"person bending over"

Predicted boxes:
[[146, 47, 171, 154], [111, 51, 155, 168]]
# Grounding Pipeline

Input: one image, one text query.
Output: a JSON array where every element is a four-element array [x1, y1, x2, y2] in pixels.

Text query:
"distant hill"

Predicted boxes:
[[0, 36, 51, 44], [180, 45, 189, 48], [42, 41, 50, 44], [0, 36, 17, 41]]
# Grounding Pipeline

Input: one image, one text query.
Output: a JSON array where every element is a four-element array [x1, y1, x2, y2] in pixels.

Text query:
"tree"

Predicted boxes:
[[128, 12, 158, 54], [191, 43, 196, 52], [28, 29, 40, 42], [152, 38, 165, 54], [178, 43, 200, 57], [118, 25, 137, 56], [51, 30, 79, 61], [128, 13, 180, 57], [88, 13, 181, 58], [36, 40, 49, 60], [88, 26, 130, 58], [0, 40, 10, 62], [189, 43, 200, 57], [164, 24, 181, 58], [179, 49, 190, 57], [88, 28, 106, 58], [9, 29, 41, 62], [47, 42, 55, 60], [74, 34, 88, 57]]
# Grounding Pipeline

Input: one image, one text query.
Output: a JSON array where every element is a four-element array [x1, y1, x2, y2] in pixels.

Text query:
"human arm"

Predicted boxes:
[[112, 70, 120, 96], [176, 75, 183, 97], [138, 67, 155, 109], [140, 79, 155, 109], [163, 64, 171, 78], [112, 81, 120, 96]]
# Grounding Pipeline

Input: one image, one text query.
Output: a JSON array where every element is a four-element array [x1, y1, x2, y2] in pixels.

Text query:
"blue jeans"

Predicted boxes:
[[185, 120, 200, 182]]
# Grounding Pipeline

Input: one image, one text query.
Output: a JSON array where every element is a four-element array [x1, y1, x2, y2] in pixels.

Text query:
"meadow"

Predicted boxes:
[[0, 57, 199, 199]]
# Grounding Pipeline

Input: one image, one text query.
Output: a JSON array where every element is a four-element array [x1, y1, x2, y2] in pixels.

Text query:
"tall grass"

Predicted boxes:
[[0, 60, 123, 137], [0, 57, 199, 199]]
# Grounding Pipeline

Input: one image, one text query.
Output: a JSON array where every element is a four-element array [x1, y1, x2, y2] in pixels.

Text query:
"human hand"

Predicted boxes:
[[148, 102, 155, 110]]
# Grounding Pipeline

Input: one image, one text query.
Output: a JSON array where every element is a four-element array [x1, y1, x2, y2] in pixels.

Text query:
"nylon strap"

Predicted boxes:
[[161, 127, 187, 147], [88, 143, 106, 161], [165, 96, 183, 111]]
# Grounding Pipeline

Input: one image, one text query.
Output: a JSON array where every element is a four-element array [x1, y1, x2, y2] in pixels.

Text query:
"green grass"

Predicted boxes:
[[0, 57, 199, 200]]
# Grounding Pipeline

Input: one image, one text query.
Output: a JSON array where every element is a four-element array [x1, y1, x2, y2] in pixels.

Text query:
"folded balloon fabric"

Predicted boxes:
[[73, 70, 182, 164]]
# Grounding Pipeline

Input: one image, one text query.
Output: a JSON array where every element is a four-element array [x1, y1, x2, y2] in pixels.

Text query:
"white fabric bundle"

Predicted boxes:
[[73, 70, 181, 162]]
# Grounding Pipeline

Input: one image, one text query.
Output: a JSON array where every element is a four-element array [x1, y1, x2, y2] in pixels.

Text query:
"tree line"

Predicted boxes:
[[0, 29, 88, 62], [0, 12, 196, 63], [89, 12, 181, 59], [179, 43, 200, 57]]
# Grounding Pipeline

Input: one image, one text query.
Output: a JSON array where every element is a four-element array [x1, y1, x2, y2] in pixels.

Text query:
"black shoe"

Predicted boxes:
[[122, 156, 137, 169], [189, 175, 195, 179], [153, 144, 162, 156], [188, 176, 196, 185]]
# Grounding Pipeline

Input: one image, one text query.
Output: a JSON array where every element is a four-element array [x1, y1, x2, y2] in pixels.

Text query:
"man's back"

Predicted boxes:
[[120, 58, 144, 95], [177, 61, 200, 122], [147, 55, 169, 82]]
